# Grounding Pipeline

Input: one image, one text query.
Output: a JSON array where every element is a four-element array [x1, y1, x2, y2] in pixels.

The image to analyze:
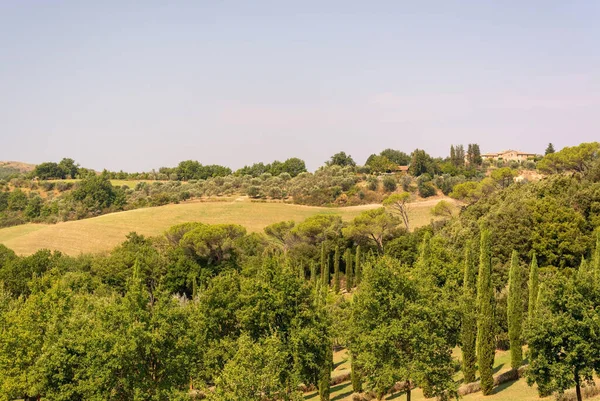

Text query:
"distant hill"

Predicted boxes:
[[0, 161, 36, 173], [0, 161, 36, 179]]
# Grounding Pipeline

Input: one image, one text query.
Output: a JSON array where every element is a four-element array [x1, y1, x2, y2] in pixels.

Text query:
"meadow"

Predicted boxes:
[[0, 197, 457, 255]]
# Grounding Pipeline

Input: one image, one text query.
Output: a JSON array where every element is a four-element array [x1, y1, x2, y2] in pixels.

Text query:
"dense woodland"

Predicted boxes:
[[1, 142, 600, 401], [0, 144, 539, 228]]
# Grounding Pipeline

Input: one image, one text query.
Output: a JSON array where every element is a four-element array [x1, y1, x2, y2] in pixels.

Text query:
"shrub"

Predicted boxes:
[[367, 177, 378, 191], [382, 176, 397, 192], [418, 182, 436, 198]]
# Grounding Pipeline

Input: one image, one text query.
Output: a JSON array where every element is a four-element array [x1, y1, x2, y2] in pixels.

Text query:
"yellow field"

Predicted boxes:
[[0, 197, 456, 256]]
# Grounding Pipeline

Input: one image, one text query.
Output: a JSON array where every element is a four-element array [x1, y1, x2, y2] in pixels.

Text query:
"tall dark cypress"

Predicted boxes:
[[461, 240, 477, 383], [593, 231, 600, 283], [355, 245, 362, 285], [333, 246, 340, 293], [528, 253, 539, 322], [318, 343, 332, 401], [320, 242, 326, 284], [310, 262, 317, 284], [345, 248, 353, 291], [507, 250, 523, 369], [477, 229, 495, 395]]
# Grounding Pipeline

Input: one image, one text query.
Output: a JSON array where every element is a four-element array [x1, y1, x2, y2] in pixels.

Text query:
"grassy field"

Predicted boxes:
[[0, 197, 455, 255], [306, 348, 600, 401]]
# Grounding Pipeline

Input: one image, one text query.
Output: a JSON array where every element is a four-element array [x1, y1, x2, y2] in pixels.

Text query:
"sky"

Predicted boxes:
[[1, 1, 599, 172]]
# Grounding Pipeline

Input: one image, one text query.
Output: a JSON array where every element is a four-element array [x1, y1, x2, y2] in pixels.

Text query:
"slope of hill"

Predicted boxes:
[[0, 197, 456, 256]]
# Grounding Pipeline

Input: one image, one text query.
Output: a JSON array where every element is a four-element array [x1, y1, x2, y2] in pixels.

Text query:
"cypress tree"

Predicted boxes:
[[528, 253, 539, 322], [333, 246, 341, 293], [355, 245, 362, 285], [593, 232, 600, 283], [577, 256, 588, 280], [507, 250, 523, 369], [323, 258, 330, 287], [461, 240, 477, 383], [345, 248, 353, 291], [318, 343, 332, 401], [310, 262, 317, 284], [476, 229, 495, 395], [320, 243, 326, 283], [350, 352, 362, 392]]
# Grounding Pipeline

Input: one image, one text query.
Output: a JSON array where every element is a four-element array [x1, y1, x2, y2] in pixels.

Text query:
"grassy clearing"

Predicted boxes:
[[0, 197, 454, 256]]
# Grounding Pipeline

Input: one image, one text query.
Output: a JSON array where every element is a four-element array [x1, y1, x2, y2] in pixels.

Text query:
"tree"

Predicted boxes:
[[467, 144, 483, 166], [545, 143, 555, 155], [537, 142, 600, 174], [366, 155, 395, 174], [181, 223, 246, 267], [382, 176, 397, 192], [355, 245, 362, 285], [281, 157, 307, 177], [72, 171, 119, 213], [383, 192, 411, 231], [528, 253, 539, 322], [342, 208, 401, 253], [333, 246, 341, 293], [430, 200, 453, 218], [379, 149, 411, 166], [461, 241, 477, 384], [409, 149, 435, 176], [507, 250, 524, 369], [477, 229, 495, 395], [491, 167, 517, 189], [345, 248, 353, 291], [58, 158, 79, 179], [526, 275, 600, 401], [320, 242, 327, 285], [327, 152, 356, 167], [351, 257, 457, 400]]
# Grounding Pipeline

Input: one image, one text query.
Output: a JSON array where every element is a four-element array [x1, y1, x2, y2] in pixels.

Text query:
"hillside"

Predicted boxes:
[[0, 161, 36, 173], [0, 197, 458, 255]]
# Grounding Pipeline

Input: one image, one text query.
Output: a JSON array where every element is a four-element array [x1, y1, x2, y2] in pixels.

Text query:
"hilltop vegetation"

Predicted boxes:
[[0, 143, 548, 229], [0, 142, 600, 401]]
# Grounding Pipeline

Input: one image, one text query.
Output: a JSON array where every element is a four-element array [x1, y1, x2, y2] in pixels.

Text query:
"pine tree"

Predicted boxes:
[[345, 248, 353, 291], [461, 240, 477, 383], [507, 250, 524, 369], [355, 245, 362, 285], [528, 253, 539, 322], [545, 143, 555, 155], [333, 246, 341, 293], [477, 229, 495, 395]]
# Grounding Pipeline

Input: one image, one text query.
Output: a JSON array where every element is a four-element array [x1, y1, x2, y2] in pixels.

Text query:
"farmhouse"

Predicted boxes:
[[481, 150, 537, 162]]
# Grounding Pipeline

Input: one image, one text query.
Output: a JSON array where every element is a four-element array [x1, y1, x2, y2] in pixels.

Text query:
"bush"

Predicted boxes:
[[418, 182, 436, 198], [367, 177, 378, 191], [382, 176, 397, 192]]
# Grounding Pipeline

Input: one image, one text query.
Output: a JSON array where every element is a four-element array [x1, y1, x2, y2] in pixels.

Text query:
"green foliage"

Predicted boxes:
[[537, 142, 600, 174], [476, 229, 495, 395], [333, 246, 340, 293], [431, 200, 453, 217], [409, 149, 436, 176], [545, 143, 555, 155], [379, 149, 411, 166], [342, 208, 401, 252], [351, 257, 457, 400], [382, 176, 397, 192], [345, 248, 353, 291], [527, 253, 539, 323], [355, 245, 362, 285], [526, 274, 600, 399], [507, 250, 524, 369], [327, 151, 356, 167], [366, 155, 395, 174], [461, 241, 477, 384]]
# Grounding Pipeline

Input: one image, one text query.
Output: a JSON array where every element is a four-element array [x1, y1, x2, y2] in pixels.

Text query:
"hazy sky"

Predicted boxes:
[[1, 1, 599, 172]]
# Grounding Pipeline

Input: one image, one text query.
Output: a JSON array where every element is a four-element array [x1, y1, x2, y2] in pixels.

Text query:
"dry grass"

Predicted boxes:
[[0, 197, 450, 256]]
